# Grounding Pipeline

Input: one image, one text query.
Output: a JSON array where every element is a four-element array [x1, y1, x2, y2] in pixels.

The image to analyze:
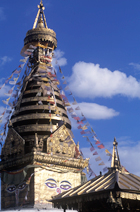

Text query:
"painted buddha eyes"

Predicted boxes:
[[60, 181, 71, 190], [45, 182, 57, 188], [6, 185, 16, 193], [60, 184, 71, 190], [18, 182, 27, 190], [6, 182, 27, 193], [45, 179, 71, 191], [45, 178, 57, 188]]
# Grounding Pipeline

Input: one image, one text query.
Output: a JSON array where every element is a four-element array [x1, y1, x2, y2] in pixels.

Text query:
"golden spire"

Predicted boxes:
[[33, 0, 47, 29], [111, 137, 121, 169]]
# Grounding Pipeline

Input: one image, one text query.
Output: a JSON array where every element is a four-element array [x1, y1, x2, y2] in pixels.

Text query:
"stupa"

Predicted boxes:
[[0, 1, 88, 210]]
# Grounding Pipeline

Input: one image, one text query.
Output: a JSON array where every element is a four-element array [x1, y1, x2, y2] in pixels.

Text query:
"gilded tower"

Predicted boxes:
[[0, 1, 88, 210]]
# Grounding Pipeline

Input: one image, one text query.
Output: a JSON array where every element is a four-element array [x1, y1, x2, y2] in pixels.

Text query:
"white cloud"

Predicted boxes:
[[129, 62, 140, 71], [68, 102, 119, 131], [0, 7, 6, 21], [68, 61, 140, 99], [52, 49, 67, 69], [0, 56, 12, 66], [77, 102, 119, 120]]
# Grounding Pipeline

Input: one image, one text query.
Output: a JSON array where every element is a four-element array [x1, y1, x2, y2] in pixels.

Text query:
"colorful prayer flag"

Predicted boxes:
[[81, 125, 87, 130], [77, 120, 84, 124], [97, 144, 105, 149], [95, 140, 100, 145], [75, 106, 80, 110], [77, 125, 82, 129], [67, 107, 74, 113], [93, 151, 98, 155], [80, 130, 86, 135], [95, 156, 102, 161], [103, 167, 108, 172], [90, 146, 95, 152], [73, 117, 80, 121], [99, 162, 105, 166]]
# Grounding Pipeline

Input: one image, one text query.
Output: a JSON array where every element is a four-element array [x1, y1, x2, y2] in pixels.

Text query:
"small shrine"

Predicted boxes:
[[52, 138, 140, 212]]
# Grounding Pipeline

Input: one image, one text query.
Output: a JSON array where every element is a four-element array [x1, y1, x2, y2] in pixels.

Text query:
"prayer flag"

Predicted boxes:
[[99, 162, 105, 166], [80, 130, 86, 135], [105, 149, 111, 155], [13, 69, 21, 74], [90, 146, 95, 152], [97, 144, 105, 149], [77, 125, 82, 129], [59, 66, 62, 73], [95, 140, 100, 145], [91, 127, 95, 134], [75, 106, 80, 110], [72, 100, 77, 105], [63, 80, 67, 84], [1, 111, 5, 116], [103, 167, 108, 172], [71, 114, 76, 118], [85, 130, 92, 134], [38, 101, 43, 105], [77, 120, 84, 124], [93, 135, 98, 141], [95, 156, 101, 161], [81, 117, 86, 122], [67, 107, 74, 113], [81, 125, 87, 130], [64, 86, 69, 91], [108, 156, 112, 161], [5, 79, 9, 84], [73, 117, 80, 121], [93, 151, 98, 155]]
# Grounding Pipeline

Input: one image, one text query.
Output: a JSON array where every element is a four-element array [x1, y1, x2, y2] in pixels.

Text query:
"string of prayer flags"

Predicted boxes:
[[97, 144, 105, 149]]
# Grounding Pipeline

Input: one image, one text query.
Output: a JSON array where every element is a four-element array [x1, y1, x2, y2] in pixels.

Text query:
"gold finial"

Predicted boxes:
[[33, 0, 47, 29], [38, 0, 45, 10]]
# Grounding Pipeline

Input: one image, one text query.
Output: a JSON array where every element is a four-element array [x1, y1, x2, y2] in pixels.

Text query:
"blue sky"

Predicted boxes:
[[1, 0, 140, 180]]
